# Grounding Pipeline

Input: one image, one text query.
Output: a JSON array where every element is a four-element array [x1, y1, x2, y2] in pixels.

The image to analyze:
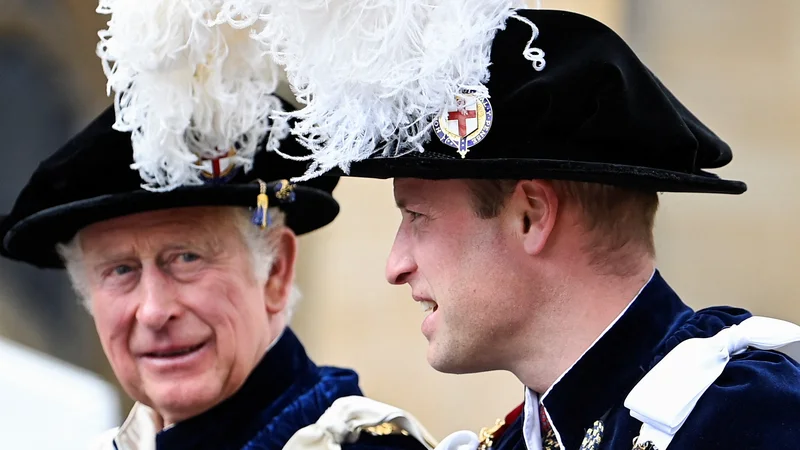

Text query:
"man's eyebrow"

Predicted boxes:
[[87, 250, 136, 273], [88, 247, 135, 264]]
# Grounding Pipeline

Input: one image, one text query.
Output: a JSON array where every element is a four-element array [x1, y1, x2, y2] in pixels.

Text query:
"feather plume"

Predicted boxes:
[[256, 0, 544, 181], [96, 0, 286, 191]]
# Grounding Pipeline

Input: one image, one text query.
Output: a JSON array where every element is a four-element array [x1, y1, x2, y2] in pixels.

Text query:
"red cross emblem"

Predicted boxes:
[[448, 107, 478, 137], [446, 97, 480, 137], [198, 148, 240, 183]]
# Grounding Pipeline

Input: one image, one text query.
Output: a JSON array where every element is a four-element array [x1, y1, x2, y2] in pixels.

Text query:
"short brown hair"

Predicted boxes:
[[466, 179, 519, 219], [465, 179, 659, 275]]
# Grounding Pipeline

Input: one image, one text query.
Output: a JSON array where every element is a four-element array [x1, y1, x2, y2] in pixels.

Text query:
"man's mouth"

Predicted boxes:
[[143, 342, 206, 358], [419, 300, 438, 314]]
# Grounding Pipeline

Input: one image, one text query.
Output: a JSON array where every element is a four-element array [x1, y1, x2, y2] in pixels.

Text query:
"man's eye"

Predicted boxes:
[[406, 210, 424, 221], [113, 265, 134, 276], [179, 252, 200, 263]]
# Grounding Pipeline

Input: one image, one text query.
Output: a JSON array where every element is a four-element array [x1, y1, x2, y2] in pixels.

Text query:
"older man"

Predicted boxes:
[[0, 1, 442, 447], [0, 102, 437, 450], [261, 5, 800, 450]]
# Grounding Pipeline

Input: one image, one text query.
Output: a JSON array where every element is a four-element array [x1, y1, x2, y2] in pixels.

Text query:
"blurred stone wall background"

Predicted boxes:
[[0, 0, 797, 438]]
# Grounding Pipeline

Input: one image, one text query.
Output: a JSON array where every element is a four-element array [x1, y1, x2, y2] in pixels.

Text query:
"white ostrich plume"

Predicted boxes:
[[256, 0, 545, 181], [96, 0, 287, 192]]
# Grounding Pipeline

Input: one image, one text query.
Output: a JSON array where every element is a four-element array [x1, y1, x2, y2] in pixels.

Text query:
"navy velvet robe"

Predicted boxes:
[[134, 328, 427, 450], [491, 270, 800, 450]]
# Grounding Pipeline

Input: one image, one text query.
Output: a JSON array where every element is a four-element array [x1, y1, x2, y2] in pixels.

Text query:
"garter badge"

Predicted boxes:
[[198, 148, 241, 183], [433, 89, 494, 158]]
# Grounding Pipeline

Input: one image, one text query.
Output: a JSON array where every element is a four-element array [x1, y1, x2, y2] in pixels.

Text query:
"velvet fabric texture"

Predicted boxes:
[[329, 10, 746, 196], [490, 271, 800, 450], [0, 101, 339, 269], [120, 328, 427, 450]]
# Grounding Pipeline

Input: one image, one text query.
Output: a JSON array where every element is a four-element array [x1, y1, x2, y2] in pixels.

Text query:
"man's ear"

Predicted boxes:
[[264, 227, 298, 315], [511, 180, 559, 256]]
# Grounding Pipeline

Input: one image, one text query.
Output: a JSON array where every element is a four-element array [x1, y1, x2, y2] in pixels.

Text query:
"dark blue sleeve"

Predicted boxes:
[[668, 348, 800, 449]]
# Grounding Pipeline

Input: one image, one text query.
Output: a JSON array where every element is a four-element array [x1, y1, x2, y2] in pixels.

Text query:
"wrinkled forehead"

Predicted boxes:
[[78, 207, 235, 255]]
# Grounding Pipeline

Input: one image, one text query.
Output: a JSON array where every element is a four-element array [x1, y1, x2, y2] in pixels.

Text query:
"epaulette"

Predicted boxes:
[[477, 403, 524, 450], [361, 421, 438, 448], [282, 396, 439, 450]]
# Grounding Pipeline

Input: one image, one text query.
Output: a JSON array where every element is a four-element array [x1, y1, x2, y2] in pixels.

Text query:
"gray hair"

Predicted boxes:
[[56, 206, 302, 322]]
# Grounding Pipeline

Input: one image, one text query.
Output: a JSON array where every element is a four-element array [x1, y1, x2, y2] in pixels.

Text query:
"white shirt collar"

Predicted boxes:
[[522, 388, 543, 450], [112, 402, 161, 450]]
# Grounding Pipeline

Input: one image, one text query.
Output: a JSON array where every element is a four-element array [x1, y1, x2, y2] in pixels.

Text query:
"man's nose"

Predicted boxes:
[[135, 265, 181, 330], [385, 232, 417, 285]]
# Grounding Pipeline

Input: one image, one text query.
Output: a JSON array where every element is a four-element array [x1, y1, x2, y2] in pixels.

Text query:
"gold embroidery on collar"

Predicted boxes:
[[478, 418, 505, 450]]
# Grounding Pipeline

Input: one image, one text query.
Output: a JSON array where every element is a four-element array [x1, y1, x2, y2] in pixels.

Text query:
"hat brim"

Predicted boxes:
[[2, 182, 338, 269], [334, 156, 746, 195]]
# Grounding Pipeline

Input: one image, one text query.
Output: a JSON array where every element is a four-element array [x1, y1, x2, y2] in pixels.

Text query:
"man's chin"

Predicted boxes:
[[427, 347, 464, 374], [427, 345, 487, 375], [144, 379, 221, 423]]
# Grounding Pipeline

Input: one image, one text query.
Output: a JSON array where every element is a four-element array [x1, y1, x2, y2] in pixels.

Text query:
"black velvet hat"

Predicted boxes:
[[272, 8, 746, 195], [0, 102, 340, 269]]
